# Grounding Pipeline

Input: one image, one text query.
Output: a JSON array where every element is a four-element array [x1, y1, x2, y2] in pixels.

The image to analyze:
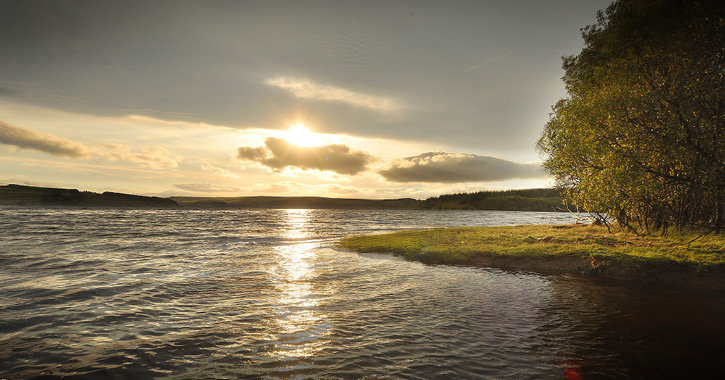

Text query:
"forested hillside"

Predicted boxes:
[[0, 184, 180, 208], [419, 188, 565, 211]]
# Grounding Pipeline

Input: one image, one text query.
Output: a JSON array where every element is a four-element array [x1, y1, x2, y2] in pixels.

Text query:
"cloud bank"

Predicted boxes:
[[265, 76, 399, 112], [100, 145, 180, 169], [174, 183, 243, 193], [236, 137, 374, 175], [0, 120, 92, 158], [201, 163, 240, 178], [0, 120, 180, 169], [379, 152, 543, 183]]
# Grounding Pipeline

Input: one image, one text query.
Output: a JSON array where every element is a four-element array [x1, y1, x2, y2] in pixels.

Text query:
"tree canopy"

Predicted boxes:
[[537, 0, 725, 232]]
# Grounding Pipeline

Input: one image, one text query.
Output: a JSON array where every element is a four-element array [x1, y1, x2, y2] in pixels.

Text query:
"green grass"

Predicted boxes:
[[338, 224, 725, 268]]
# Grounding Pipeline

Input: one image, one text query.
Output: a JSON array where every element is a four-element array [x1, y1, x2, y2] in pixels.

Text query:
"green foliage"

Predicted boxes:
[[419, 188, 566, 211], [537, 0, 725, 232]]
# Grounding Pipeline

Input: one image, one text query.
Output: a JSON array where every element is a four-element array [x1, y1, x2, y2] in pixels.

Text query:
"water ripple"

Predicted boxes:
[[1, 208, 724, 379]]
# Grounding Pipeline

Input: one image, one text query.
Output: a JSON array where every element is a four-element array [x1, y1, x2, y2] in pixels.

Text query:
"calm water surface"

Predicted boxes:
[[1, 208, 723, 379]]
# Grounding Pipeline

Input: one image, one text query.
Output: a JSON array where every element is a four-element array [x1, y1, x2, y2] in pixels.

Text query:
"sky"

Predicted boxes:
[[0, 0, 611, 199]]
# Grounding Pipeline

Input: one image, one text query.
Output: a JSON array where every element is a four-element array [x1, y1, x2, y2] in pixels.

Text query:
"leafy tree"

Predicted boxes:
[[538, 0, 725, 232]]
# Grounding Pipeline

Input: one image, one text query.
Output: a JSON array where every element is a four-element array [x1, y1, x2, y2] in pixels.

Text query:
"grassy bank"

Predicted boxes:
[[339, 224, 725, 267], [339, 225, 725, 296], [339, 224, 725, 293]]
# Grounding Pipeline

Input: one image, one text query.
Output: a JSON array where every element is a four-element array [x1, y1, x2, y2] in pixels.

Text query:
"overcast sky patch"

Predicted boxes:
[[0, 0, 612, 196]]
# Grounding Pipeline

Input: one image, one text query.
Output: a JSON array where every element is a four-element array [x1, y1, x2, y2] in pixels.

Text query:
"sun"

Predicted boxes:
[[286, 123, 322, 147]]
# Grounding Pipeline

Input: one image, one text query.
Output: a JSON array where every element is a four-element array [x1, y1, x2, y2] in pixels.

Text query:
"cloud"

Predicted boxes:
[[126, 115, 233, 131], [379, 151, 544, 183], [236, 146, 267, 161], [0, 120, 92, 157], [265, 76, 399, 112], [126, 147, 181, 169], [99, 144, 181, 169], [0, 120, 180, 169], [173, 183, 243, 193], [201, 163, 240, 178], [236, 137, 375, 175]]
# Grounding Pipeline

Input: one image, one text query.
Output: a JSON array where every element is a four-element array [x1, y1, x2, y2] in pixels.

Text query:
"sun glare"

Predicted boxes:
[[286, 123, 322, 147]]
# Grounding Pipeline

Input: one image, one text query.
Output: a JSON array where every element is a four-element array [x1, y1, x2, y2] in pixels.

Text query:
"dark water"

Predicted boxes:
[[0, 208, 723, 379]]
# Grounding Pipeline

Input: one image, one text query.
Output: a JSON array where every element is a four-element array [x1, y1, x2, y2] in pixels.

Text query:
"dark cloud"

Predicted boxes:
[[0, 120, 91, 157], [236, 146, 267, 161], [379, 151, 543, 183], [236, 137, 374, 175]]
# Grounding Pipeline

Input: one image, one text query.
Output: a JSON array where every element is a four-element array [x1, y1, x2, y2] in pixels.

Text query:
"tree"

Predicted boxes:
[[537, 0, 725, 232]]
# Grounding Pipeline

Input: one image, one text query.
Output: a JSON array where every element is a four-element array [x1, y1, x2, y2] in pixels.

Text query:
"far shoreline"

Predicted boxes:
[[1, 184, 568, 212]]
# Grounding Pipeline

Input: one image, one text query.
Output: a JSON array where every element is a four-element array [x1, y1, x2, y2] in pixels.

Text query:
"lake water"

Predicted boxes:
[[1, 208, 724, 379]]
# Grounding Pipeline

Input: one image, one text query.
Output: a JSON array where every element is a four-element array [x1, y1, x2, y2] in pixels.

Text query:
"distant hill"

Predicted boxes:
[[174, 189, 567, 211], [172, 196, 419, 209], [418, 188, 566, 212], [0, 184, 417, 210], [0, 184, 567, 211], [0, 184, 180, 208]]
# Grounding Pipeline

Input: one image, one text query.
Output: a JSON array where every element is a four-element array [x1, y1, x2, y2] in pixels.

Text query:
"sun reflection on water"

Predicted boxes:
[[269, 209, 330, 360]]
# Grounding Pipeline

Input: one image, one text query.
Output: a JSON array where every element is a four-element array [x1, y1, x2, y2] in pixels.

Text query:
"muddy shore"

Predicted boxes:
[[470, 253, 725, 296]]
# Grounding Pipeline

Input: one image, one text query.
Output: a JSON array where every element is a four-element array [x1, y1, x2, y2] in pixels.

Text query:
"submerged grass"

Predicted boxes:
[[338, 224, 725, 268]]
